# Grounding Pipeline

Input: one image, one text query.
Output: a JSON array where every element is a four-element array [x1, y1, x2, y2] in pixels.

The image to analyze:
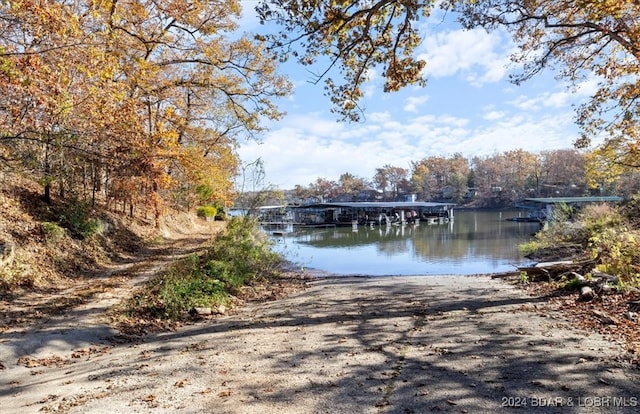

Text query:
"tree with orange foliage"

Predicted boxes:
[[0, 0, 291, 224]]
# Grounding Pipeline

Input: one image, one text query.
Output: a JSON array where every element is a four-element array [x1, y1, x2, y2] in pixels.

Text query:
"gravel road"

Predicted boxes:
[[1, 275, 639, 413]]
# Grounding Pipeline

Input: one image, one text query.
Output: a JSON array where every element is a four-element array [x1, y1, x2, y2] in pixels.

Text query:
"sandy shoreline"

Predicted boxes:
[[1, 274, 639, 413]]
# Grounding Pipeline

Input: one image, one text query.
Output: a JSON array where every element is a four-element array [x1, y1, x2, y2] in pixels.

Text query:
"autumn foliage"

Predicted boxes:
[[257, 0, 640, 184], [0, 0, 290, 223]]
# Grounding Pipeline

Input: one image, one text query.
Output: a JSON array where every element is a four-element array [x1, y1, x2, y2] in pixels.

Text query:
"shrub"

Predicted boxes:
[[126, 254, 228, 320], [157, 256, 228, 319], [41, 221, 65, 243], [521, 202, 640, 287], [579, 203, 624, 235], [196, 205, 217, 218], [59, 200, 100, 239], [205, 216, 283, 283], [124, 217, 285, 320], [620, 195, 640, 227], [589, 227, 640, 286]]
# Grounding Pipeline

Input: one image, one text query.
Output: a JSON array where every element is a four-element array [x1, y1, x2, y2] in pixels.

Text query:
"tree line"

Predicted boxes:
[[283, 149, 640, 208]]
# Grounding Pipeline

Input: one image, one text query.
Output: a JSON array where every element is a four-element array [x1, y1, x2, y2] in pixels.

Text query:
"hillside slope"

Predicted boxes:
[[0, 172, 225, 332]]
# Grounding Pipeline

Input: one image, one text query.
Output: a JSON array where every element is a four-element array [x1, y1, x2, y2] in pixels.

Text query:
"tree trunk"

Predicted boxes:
[[43, 144, 51, 204], [43, 181, 51, 204]]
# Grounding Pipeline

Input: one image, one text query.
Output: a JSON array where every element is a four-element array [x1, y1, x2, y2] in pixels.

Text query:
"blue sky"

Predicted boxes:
[[236, 2, 599, 190]]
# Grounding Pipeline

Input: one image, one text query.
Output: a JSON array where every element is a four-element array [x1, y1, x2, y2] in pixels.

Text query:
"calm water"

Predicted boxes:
[[268, 210, 540, 276]]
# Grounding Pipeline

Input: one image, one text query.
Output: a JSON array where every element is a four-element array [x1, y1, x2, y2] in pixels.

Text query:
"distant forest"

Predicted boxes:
[[236, 149, 640, 210]]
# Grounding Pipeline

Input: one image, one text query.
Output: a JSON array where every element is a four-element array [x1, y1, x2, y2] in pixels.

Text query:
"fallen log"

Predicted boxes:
[[490, 271, 522, 279], [535, 260, 574, 267], [591, 270, 619, 285], [517, 258, 596, 281]]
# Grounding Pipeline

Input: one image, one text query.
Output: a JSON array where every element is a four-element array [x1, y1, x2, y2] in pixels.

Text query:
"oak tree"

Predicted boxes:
[[309, 177, 338, 202], [374, 164, 409, 200], [471, 150, 539, 206], [337, 172, 369, 197]]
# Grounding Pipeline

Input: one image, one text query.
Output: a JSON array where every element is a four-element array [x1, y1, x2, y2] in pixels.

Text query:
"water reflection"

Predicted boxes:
[[270, 210, 540, 276]]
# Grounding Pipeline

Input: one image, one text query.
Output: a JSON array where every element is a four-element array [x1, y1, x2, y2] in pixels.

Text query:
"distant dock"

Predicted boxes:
[[514, 196, 623, 222], [257, 201, 455, 228]]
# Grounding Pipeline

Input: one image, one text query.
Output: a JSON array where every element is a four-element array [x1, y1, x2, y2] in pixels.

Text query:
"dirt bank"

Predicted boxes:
[[1, 274, 638, 413]]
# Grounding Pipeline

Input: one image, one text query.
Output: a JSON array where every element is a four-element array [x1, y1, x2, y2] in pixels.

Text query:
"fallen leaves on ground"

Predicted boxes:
[[71, 346, 111, 359], [17, 354, 67, 368], [174, 379, 189, 387], [522, 281, 640, 365]]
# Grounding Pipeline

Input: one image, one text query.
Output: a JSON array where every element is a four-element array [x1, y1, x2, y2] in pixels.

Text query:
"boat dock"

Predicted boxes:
[[258, 201, 455, 228], [514, 196, 623, 221]]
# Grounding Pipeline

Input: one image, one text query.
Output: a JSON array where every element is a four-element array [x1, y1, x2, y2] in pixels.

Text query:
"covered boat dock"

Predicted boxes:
[[291, 201, 455, 226], [514, 196, 623, 222]]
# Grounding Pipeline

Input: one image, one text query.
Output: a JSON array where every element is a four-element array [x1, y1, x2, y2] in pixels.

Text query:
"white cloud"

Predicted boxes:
[[368, 111, 393, 123], [240, 131, 400, 187], [285, 113, 344, 138], [510, 90, 573, 111], [418, 27, 510, 85], [240, 106, 579, 189], [510, 94, 539, 111], [468, 112, 578, 156], [483, 110, 506, 121], [508, 75, 599, 112], [575, 78, 599, 96], [404, 95, 430, 113]]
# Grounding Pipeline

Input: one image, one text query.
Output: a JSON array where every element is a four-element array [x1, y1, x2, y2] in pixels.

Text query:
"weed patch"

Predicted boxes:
[[59, 199, 101, 239], [521, 203, 640, 287], [123, 217, 285, 320]]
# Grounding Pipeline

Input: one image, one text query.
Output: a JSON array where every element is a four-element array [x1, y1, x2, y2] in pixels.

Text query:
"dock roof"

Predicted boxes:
[[294, 201, 455, 209], [522, 196, 622, 204]]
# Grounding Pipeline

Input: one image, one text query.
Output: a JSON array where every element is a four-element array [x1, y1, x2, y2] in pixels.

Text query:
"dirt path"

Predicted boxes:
[[0, 225, 217, 354], [1, 271, 638, 413]]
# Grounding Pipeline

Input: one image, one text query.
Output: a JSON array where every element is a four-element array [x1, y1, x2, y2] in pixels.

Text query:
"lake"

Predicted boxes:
[[267, 209, 540, 276]]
